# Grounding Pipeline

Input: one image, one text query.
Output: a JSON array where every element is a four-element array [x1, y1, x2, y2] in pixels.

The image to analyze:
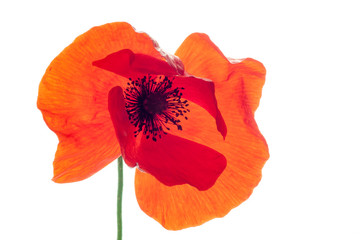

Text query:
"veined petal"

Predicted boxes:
[[38, 22, 167, 182], [53, 126, 119, 183], [229, 58, 266, 113], [108, 86, 226, 191]]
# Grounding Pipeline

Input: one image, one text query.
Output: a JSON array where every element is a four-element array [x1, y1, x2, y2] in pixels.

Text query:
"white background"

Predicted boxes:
[[1, 0, 360, 239]]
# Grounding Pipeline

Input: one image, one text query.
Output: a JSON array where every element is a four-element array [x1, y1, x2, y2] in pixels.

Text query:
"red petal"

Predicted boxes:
[[92, 49, 134, 77], [93, 49, 182, 77], [132, 53, 181, 75], [173, 76, 227, 138], [134, 134, 226, 191], [108, 86, 226, 190], [107, 86, 137, 168]]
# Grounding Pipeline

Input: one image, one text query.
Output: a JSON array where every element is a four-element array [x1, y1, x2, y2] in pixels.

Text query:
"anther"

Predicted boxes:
[[124, 75, 189, 141]]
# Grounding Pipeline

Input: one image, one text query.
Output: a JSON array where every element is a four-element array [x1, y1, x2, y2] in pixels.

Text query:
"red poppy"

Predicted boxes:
[[37, 22, 269, 230]]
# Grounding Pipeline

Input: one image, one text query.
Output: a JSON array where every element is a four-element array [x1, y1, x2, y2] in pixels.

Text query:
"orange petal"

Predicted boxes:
[[135, 33, 269, 229], [175, 33, 266, 112], [38, 22, 167, 182], [53, 125, 120, 183]]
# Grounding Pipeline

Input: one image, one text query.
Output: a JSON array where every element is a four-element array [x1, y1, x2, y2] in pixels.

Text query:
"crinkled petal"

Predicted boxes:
[[134, 33, 269, 229], [108, 86, 226, 190], [175, 33, 230, 83], [175, 32, 266, 112], [38, 22, 168, 182]]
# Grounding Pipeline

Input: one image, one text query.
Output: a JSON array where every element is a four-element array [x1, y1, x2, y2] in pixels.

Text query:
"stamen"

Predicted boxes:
[[124, 75, 189, 141]]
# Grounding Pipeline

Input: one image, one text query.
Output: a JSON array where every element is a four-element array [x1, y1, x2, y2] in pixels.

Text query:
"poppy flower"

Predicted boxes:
[[37, 22, 269, 230]]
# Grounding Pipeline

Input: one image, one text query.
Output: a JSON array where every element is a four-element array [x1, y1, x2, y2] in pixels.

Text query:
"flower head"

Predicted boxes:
[[37, 22, 269, 230]]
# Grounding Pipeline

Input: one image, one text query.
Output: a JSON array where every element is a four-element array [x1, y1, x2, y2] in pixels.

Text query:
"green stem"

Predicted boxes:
[[117, 156, 123, 240]]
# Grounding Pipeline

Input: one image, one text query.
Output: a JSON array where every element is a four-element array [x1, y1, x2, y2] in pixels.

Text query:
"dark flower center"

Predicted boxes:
[[143, 93, 168, 115], [124, 75, 189, 141]]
